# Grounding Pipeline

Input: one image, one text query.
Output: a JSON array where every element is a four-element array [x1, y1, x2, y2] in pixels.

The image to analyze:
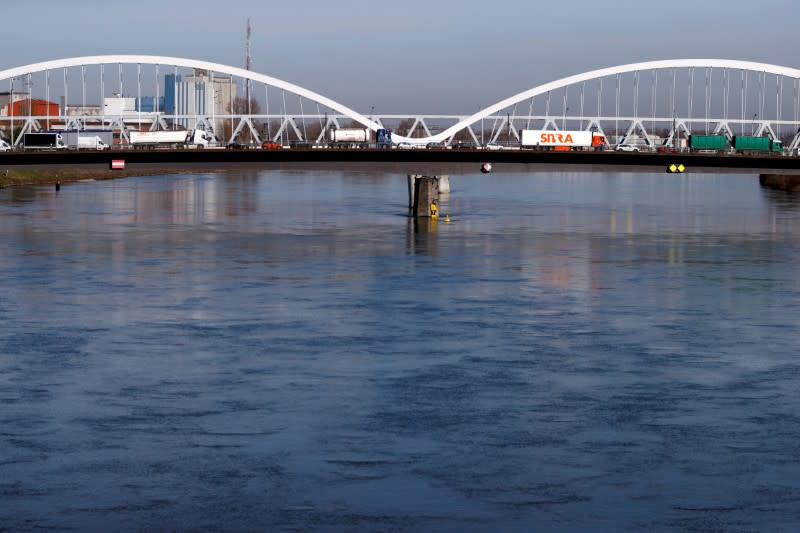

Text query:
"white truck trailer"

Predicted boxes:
[[520, 130, 606, 150], [129, 129, 212, 149], [328, 128, 369, 148]]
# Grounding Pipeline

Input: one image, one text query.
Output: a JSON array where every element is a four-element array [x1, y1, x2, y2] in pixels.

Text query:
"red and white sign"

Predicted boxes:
[[520, 130, 593, 147], [111, 160, 125, 170]]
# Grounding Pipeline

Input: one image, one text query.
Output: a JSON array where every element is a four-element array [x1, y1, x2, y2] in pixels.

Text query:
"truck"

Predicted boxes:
[[23, 132, 67, 150], [520, 129, 606, 150], [328, 127, 392, 148], [731, 136, 783, 154], [0, 138, 11, 152], [688, 134, 728, 152], [62, 130, 113, 150], [128, 129, 212, 149], [77, 136, 109, 150]]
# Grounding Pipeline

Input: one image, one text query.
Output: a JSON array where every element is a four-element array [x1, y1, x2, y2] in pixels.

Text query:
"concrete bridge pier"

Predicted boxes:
[[408, 174, 450, 217]]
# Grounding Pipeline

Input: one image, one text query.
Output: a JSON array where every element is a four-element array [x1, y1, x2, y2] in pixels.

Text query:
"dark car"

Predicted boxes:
[[657, 145, 676, 153], [453, 141, 477, 150]]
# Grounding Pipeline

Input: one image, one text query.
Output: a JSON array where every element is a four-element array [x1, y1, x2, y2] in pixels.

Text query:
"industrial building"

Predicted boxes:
[[164, 70, 236, 135]]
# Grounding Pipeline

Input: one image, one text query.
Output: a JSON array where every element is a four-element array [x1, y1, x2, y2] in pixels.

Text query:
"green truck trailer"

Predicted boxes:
[[688, 134, 729, 151], [731, 136, 783, 153]]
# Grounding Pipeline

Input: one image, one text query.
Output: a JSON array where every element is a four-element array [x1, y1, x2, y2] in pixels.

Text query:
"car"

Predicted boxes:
[[453, 141, 477, 150], [615, 145, 640, 152], [262, 141, 282, 150], [426, 142, 447, 150], [227, 142, 248, 150], [484, 143, 504, 150], [656, 145, 676, 154], [396, 142, 414, 149]]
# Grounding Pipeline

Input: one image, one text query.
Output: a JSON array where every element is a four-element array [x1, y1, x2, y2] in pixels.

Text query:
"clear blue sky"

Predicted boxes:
[[2, 0, 798, 114]]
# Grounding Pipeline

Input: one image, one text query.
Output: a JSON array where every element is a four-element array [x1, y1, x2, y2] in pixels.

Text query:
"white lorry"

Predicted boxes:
[[328, 127, 369, 148], [0, 139, 11, 152], [62, 130, 113, 150], [520, 129, 607, 151], [327, 127, 393, 149], [77, 136, 109, 150], [128, 129, 213, 149]]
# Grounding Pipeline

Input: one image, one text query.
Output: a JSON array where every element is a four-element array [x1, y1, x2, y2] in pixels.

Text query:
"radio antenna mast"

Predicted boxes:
[[245, 18, 252, 103]]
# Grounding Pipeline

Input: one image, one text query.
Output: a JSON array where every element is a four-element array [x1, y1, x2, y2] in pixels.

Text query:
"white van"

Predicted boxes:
[[78, 136, 109, 150], [0, 139, 11, 152]]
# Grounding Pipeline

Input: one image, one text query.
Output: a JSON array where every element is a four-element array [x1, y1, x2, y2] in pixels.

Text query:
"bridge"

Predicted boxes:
[[1, 55, 800, 154]]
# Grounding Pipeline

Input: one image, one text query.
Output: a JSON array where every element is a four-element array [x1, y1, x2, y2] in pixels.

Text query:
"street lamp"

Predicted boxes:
[[563, 107, 569, 130], [752, 113, 757, 135]]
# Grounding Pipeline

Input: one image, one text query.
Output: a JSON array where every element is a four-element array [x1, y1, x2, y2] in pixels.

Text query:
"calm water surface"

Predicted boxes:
[[1, 169, 800, 531]]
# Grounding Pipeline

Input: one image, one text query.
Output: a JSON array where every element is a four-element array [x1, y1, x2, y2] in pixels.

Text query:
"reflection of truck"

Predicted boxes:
[[328, 127, 392, 148], [62, 130, 113, 150], [128, 129, 212, 149], [520, 129, 606, 150], [23, 132, 67, 150]]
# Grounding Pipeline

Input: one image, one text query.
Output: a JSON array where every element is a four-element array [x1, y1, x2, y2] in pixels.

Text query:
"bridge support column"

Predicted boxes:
[[408, 174, 449, 213], [413, 176, 437, 218]]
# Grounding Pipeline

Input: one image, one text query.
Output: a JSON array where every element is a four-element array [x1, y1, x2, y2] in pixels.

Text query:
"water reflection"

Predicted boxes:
[[2, 169, 800, 530]]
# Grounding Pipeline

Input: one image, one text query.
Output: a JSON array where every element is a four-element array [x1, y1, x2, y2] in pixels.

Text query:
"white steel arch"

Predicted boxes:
[[2, 56, 800, 144], [0, 54, 382, 135], [425, 59, 800, 143]]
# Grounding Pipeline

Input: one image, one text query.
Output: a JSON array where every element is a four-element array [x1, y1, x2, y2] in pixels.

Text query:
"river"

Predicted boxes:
[[1, 167, 800, 531]]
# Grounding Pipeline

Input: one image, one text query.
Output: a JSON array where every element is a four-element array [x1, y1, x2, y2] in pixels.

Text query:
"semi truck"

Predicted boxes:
[[128, 129, 212, 149], [520, 129, 606, 150], [689, 134, 783, 154], [328, 127, 392, 148], [23, 132, 67, 150]]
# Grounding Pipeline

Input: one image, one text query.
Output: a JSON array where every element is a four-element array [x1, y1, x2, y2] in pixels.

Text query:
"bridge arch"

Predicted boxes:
[[2, 56, 800, 146], [0, 54, 382, 142], [426, 59, 800, 144]]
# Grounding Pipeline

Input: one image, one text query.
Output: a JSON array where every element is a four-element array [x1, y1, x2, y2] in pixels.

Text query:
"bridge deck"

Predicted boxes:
[[1, 149, 800, 172]]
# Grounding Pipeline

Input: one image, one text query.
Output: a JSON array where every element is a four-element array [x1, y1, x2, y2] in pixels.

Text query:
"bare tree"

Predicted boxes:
[[223, 97, 263, 142]]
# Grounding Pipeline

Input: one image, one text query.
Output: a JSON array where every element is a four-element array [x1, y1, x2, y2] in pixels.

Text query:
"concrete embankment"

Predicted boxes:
[[759, 173, 800, 192]]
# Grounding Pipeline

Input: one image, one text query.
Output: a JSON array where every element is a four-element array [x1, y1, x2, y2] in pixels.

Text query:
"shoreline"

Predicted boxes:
[[2, 160, 798, 190], [0, 166, 231, 188]]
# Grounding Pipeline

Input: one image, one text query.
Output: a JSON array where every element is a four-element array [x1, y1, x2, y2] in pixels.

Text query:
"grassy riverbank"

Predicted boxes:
[[0, 167, 211, 188]]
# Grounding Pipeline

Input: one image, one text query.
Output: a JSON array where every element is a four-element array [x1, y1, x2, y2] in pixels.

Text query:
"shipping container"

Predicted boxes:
[[731, 136, 780, 152], [688, 135, 728, 151]]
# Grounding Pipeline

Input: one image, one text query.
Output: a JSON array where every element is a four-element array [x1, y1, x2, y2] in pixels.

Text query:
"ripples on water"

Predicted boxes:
[[1, 169, 800, 531]]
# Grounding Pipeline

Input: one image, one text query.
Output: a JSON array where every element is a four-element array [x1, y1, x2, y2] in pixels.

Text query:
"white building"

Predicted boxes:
[[165, 70, 236, 135]]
